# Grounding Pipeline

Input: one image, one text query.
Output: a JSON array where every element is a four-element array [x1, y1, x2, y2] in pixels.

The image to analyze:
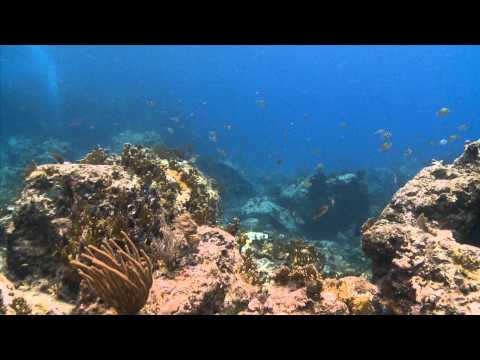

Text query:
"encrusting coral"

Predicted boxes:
[[70, 231, 153, 315], [362, 140, 480, 314], [3, 143, 219, 297]]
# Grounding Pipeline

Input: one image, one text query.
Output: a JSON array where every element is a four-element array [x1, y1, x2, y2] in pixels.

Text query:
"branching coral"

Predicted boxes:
[[70, 231, 153, 315]]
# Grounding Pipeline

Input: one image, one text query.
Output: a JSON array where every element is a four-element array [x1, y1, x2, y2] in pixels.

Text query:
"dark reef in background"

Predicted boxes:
[[302, 170, 370, 238], [269, 167, 370, 239], [197, 158, 256, 213]]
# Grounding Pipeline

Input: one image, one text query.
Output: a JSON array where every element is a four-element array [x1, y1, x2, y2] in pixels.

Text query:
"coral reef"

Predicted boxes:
[[314, 239, 372, 278], [362, 140, 480, 314], [143, 223, 380, 315], [0, 272, 73, 315], [144, 226, 258, 315], [3, 144, 219, 299], [0, 142, 398, 316], [236, 231, 325, 285]]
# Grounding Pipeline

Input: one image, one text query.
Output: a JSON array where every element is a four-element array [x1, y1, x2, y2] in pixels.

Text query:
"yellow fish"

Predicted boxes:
[[436, 107, 450, 117], [380, 142, 393, 152]]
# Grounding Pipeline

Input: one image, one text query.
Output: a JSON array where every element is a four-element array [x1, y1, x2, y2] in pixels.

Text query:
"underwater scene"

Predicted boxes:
[[1, 45, 480, 315]]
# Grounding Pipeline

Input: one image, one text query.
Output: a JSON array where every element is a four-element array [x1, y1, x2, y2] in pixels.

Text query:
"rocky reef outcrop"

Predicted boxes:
[[300, 170, 370, 239], [140, 224, 380, 315], [362, 140, 480, 314], [261, 167, 370, 239], [238, 197, 301, 234], [3, 144, 219, 297]]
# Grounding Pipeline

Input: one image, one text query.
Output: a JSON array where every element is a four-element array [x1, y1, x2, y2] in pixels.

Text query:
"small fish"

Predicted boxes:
[[301, 179, 312, 188], [439, 138, 448, 146], [374, 129, 386, 136], [436, 107, 450, 117], [256, 99, 267, 109], [382, 131, 392, 141], [303, 112, 311, 118], [50, 152, 65, 164], [339, 121, 348, 128], [447, 134, 460, 143], [202, 101, 208, 105], [146, 99, 156, 108], [166, 127, 175, 134], [170, 117, 180, 123], [311, 148, 321, 156], [208, 131, 218, 143], [224, 124, 232, 131], [312, 205, 329, 221], [89, 125, 96, 130], [217, 148, 227, 157], [404, 148, 414, 157], [379, 142, 393, 152], [276, 159, 283, 166], [458, 124, 469, 132], [68, 117, 87, 128], [329, 197, 336, 207]]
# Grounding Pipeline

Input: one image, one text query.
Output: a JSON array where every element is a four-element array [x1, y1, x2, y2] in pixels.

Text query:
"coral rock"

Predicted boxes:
[[362, 140, 480, 314], [4, 145, 219, 297], [144, 226, 257, 315]]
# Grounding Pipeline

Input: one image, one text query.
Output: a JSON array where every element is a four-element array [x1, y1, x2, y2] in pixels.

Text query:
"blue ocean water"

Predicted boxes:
[[1, 45, 479, 178]]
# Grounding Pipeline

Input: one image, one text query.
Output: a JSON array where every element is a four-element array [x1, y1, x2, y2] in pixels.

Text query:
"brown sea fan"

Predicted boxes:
[[70, 231, 153, 315]]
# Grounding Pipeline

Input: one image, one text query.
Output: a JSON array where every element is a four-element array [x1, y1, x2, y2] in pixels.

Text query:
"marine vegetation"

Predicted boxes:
[[149, 216, 181, 271], [237, 231, 326, 286], [70, 231, 153, 315], [10, 297, 32, 315]]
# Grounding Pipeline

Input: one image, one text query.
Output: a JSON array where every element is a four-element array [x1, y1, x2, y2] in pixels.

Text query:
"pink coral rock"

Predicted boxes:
[[362, 140, 480, 314]]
